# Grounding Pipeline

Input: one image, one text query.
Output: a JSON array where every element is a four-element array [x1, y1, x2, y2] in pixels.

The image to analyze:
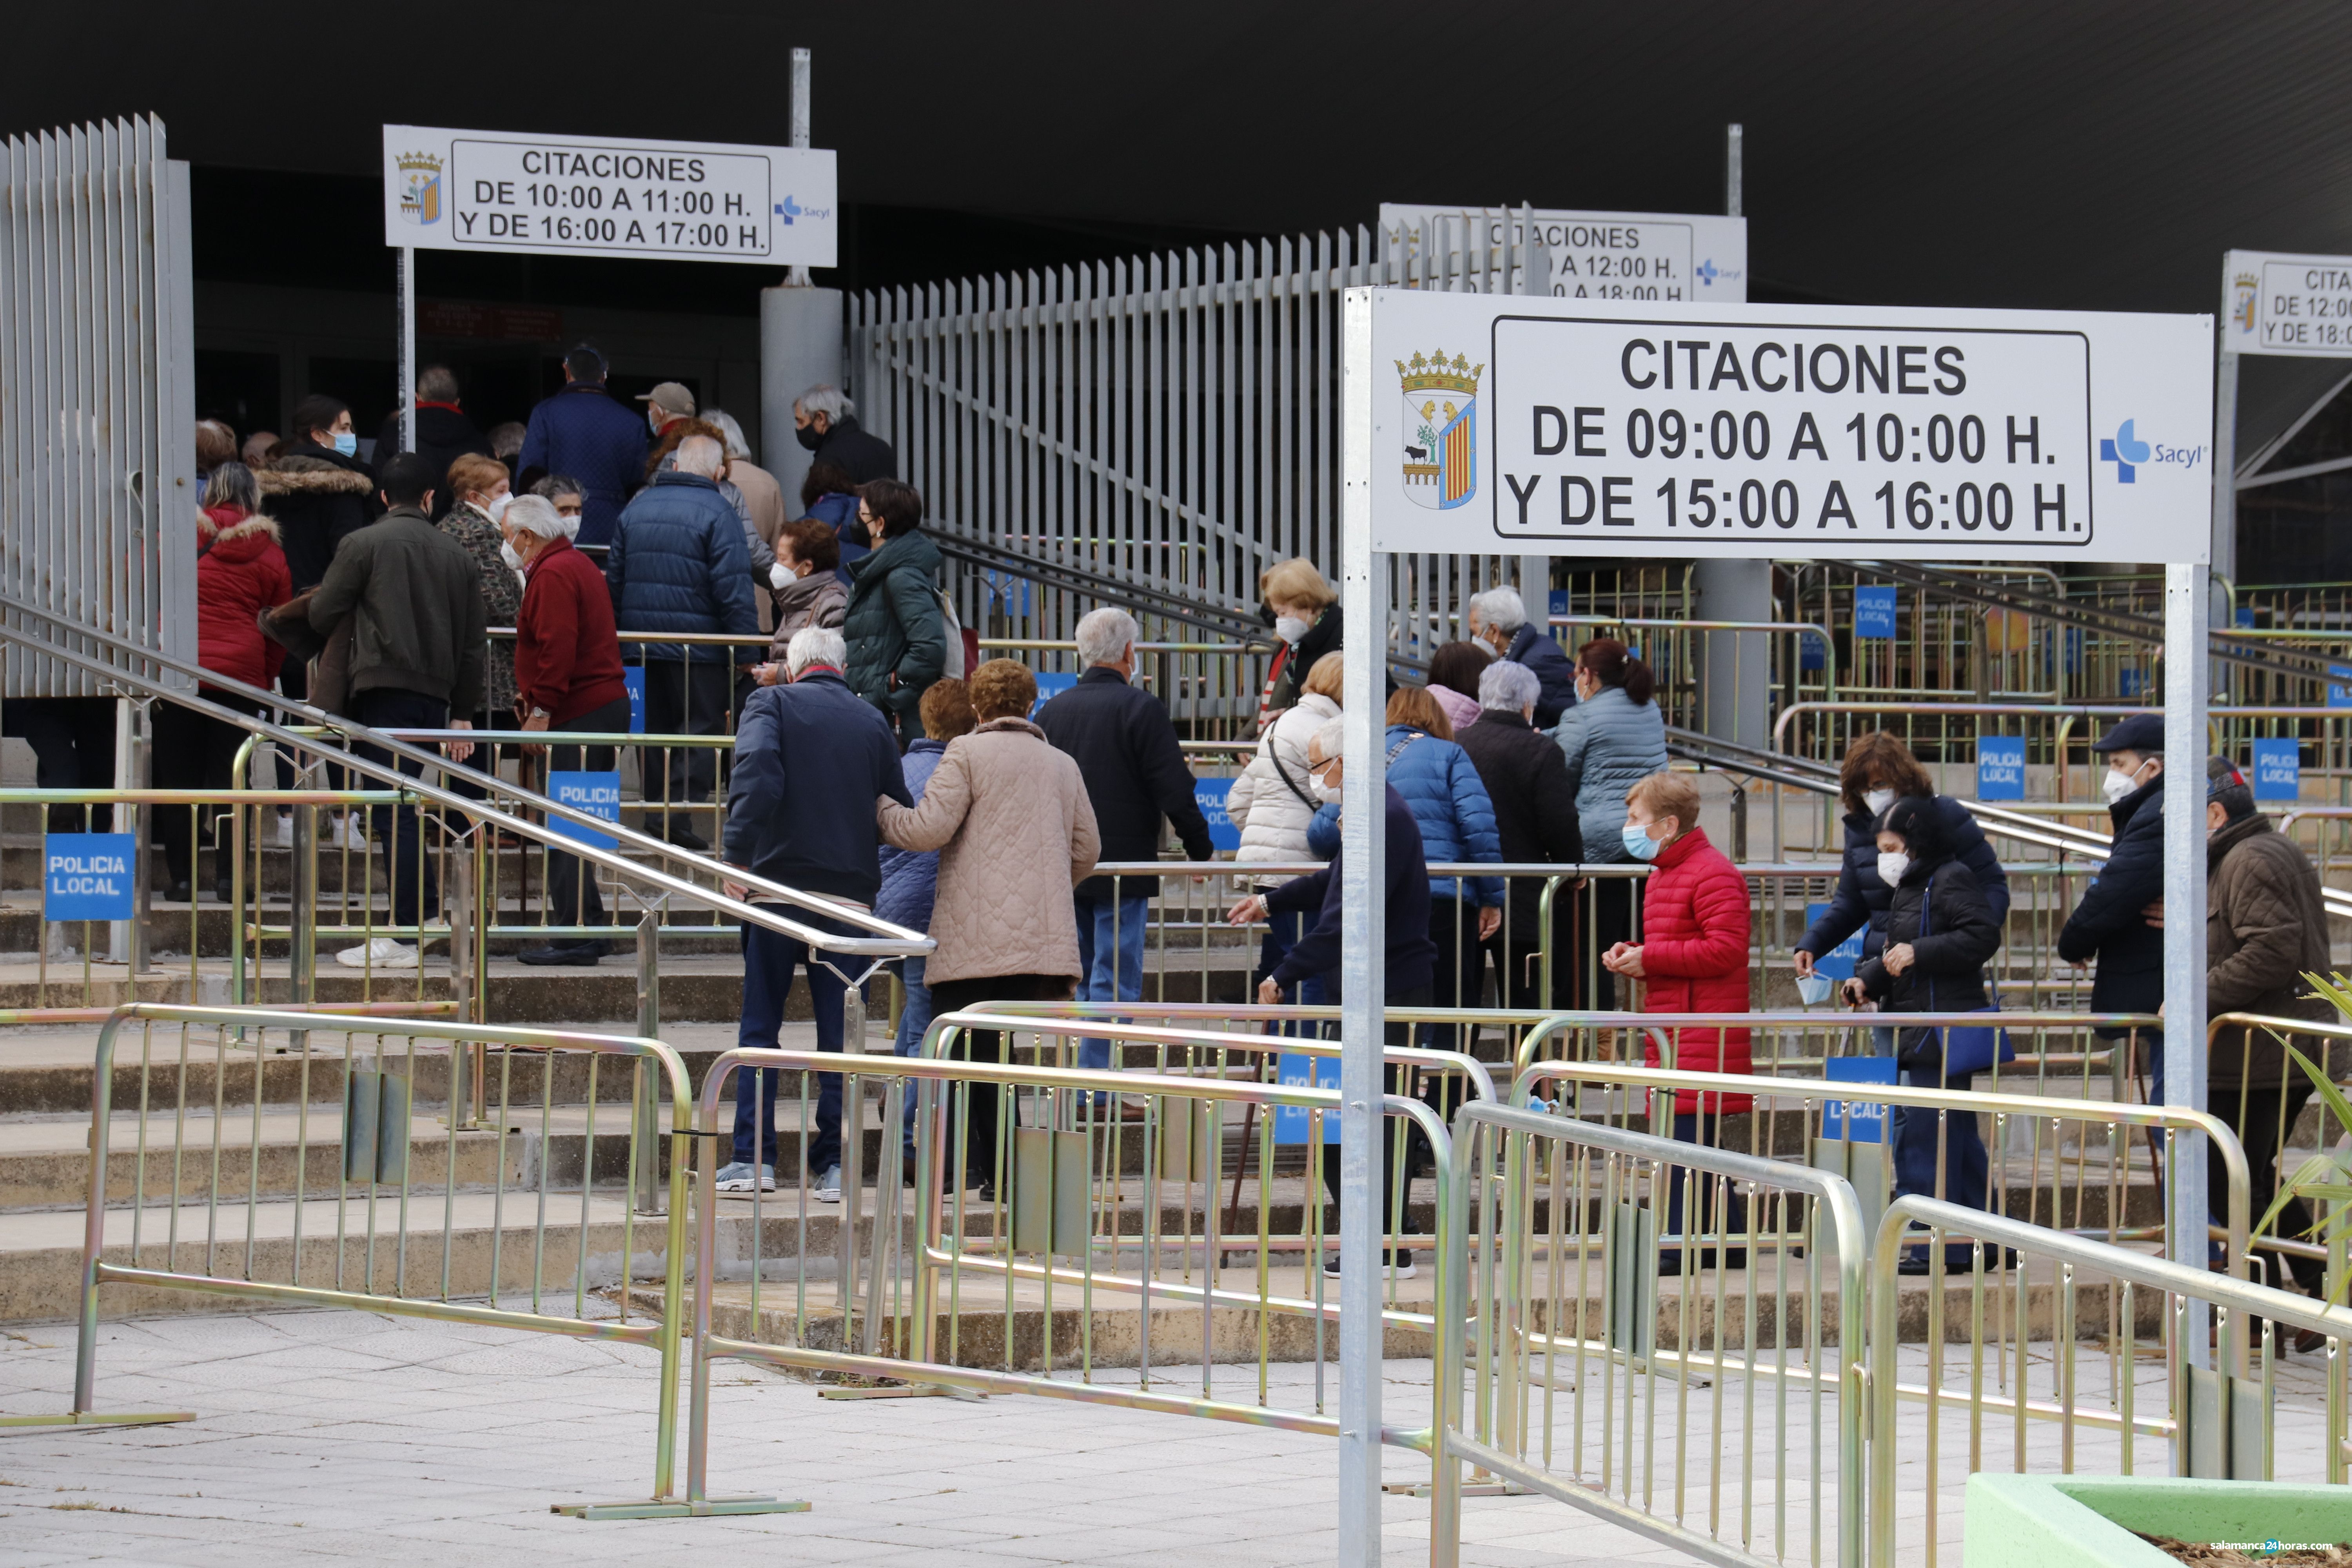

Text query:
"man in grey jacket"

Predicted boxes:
[[308, 450, 487, 971]]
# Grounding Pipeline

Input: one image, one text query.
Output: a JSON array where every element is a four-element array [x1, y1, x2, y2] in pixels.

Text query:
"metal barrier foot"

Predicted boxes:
[[552, 1495, 811, 1520], [0, 1410, 195, 1435]]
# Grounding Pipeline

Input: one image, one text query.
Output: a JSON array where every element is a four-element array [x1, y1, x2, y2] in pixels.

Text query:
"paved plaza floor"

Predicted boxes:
[[0, 1308, 1692, 1566]]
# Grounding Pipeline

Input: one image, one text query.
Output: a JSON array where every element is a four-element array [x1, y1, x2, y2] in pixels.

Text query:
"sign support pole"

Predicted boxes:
[[788, 49, 813, 289], [1336, 285, 1385, 1562], [2211, 343, 2239, 646], [2161, 559, 2210, 1374], [397, 245, 416, 454]]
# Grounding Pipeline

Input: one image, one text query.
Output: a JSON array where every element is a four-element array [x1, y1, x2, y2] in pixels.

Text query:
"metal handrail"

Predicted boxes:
[[0, 591, 931, 960]]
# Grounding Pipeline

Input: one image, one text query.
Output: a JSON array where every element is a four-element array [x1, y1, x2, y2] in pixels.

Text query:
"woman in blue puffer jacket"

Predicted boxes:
[[1315, 684, 1502, 1051], [1551, 638, 1668, 1011]]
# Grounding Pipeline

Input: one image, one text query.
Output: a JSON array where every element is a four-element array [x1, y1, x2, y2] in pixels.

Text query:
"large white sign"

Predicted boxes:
[[1380, 203, 1746, 303], [381, 124, 836, 268], [1364, 289, 2212, 563], [2222, 249, 2352, 358]]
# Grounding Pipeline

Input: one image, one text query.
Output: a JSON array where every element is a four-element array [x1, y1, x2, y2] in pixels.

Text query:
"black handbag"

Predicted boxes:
[[1896, 870, 2014, 1077]]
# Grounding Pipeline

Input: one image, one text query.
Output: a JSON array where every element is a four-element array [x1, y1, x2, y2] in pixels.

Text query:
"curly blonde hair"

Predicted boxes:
[[967, 659, 1038, 722]]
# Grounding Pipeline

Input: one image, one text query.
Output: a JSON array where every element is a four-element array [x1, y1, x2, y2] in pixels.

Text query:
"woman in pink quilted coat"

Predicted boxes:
[[1601, 769, 1754, 1274], [877, 657, 1100, 1194]]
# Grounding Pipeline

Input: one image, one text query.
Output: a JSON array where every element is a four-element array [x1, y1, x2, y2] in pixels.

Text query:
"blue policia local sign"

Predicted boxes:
[[45, 833, 137, 922], [1194, 777, 1241, 852], [2251, 738, 2299, 802], [1853, 586, 1896, 640], [1976, 735, 2025, 801], [546, 772, 622, 851]]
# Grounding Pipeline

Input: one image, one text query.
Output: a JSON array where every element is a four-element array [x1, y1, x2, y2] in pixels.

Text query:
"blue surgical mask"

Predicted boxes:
[[330, 431, 357, 457], [1621, 822, 1661, 862]]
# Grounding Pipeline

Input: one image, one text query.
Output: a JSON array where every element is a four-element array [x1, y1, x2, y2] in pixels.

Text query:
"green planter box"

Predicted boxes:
[[1966, 1474, 2352, 1564]]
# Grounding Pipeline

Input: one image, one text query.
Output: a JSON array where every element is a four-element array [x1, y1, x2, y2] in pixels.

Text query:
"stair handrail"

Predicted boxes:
[[0, 592, 931, 960]]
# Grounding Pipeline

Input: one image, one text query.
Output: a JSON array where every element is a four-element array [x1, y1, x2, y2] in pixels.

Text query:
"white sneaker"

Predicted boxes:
[[336, 937, 418, 970], [330, 815, 373, 850], [714, 1162, 776, 1193], [815, 1165, 842, 1203], [272, 814, 294, 849]]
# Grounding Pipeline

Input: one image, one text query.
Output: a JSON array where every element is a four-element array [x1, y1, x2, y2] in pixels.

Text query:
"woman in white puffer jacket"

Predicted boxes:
[[1227, 651, 1343, 1005]]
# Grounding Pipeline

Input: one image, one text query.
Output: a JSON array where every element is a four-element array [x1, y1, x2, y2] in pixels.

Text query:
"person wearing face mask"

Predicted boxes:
[[439, 454, 523, 730], [1465, 586, 1577, 727], [793, 383, 897, 484], [530, 475, 588, 539], [1552, 638, 1668, 1012], [753, 519, 848, 684], [1601, 771, 1752, 1274], [1842, 796, 2003, 1274], [1254, 558, 1343, 730], [1228, 717, 1439, 1277], [1795, 732, 2010, 1005], [261, 392, 381, 593], [1227, 650, 1345, 1019], [504, 493, 629, 966], [2056, 712, 2170, 1088]]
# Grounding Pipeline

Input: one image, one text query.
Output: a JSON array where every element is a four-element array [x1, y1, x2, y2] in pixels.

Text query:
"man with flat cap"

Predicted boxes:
[[2057, 711, 2168, 1094]]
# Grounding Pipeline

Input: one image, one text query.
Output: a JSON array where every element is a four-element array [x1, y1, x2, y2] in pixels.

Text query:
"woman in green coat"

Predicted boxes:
[[842, 479, 947, 744]]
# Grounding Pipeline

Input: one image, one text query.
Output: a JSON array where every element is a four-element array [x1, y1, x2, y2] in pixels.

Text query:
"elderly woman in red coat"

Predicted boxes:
[[156, 460, 292, 904], [1602, 769, 1753, 1273]]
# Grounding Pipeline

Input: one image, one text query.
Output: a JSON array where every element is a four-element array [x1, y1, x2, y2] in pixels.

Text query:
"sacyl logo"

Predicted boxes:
[[2100, 419, 2204, 485], [2100, 419, 2151, 483]]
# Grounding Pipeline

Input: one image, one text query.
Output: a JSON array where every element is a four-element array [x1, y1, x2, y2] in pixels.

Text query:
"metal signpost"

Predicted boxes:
[[1338, 288, 2212, 1556], [377, 120, 839, 457], [2214, 249, 2352, 581]]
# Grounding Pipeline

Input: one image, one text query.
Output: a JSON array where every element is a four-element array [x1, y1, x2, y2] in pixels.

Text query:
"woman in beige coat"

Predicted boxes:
[[877, 658, 1100, 1192]]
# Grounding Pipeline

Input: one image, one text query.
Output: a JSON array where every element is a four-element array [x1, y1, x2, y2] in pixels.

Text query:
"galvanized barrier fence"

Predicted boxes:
[[1864, 1196, 2352, 1568], [1430, 1104, 1869, 1568], [56, 1003, 698, 1511], [652, 1030, 1456, 1519]]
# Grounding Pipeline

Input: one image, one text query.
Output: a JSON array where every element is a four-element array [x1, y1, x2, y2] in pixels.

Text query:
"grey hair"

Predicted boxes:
[[786, 625, 848, 679], [796, 383, 855, 422], [1310, 717, 1347, 764], [201, 460, 260, 516], [1076, 606, 1139, 669], [1468, 586, 1527, 635], [503, 492, 566, 542], [1479, 658, 1542, 713], [417, 364, 460, 403], [673, 434, 726, 477], [701, 408, 753, 460]]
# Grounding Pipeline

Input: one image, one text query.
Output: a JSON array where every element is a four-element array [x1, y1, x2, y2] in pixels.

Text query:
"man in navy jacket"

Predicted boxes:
[[606, 435, 759, 849], [517, 345, 649, 547], [2058, 712, 2168, 1091], [1467, 587, 1577, 728], [1036, 608, 1216, 1073], [718, 625, 912, 1197]]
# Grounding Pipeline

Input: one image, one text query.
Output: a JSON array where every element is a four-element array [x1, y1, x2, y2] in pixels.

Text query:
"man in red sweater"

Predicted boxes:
[[505, 493, 630, 965]]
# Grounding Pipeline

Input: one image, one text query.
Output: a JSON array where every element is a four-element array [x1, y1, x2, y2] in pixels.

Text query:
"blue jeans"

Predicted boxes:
[[891, 955, 933, 1156], [731, 912, 851, 1173], [1074, 893, 1149, 1071], [1892, 1065, 1989, 1259]]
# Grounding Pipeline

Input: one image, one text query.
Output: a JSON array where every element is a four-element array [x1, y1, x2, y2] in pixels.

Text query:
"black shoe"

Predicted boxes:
[[664, 822, 710, 853], [212, 878, 234, 905], [517, 941, 606, 967], [970, 1174, 996, 1203], [166, 879, 191, 904]]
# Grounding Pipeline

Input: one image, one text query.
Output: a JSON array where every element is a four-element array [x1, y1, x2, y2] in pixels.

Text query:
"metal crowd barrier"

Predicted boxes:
[[1864, 1196, 2352, 1568], [1507, 1041, 2246, 1298], [52, 1003, 698, 1512], [646, 1029, 1455, 1520], [1430, 1106, 1869, 1568]]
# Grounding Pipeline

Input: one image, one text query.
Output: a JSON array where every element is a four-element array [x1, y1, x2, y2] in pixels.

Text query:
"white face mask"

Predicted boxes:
[[1315, 781, 1344, 805], [499, 539, 526, 572], [1862, 787, 1896, 817], [1876, 850, 1910, 886], [2102, 759, 2150, 805], [770, 559, 794, 591], [486, 493, 512, 524], [1274, 615, 1310, 644]]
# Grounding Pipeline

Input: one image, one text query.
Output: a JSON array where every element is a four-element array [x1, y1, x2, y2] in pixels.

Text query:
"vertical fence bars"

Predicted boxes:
[[851, 220, 1538, 661], [53, 1003, 698, 1510], [1432, 1105, 1869, 1568], [661, 1029, 1457, 1520], [0, 115, 196, 846]]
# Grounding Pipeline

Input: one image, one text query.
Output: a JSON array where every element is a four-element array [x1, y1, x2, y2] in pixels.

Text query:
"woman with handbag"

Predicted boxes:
[[1225, 650, 1343, 1011], [1844, 795, 2005, 1275]]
